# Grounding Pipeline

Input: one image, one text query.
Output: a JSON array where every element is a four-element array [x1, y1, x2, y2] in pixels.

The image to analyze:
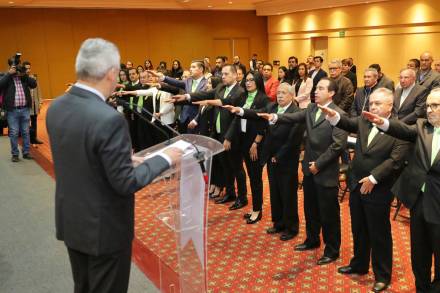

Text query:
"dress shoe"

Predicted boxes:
[[22, 154, 33, 160], [372, 282, 389, 292], [294, 242, 320, 251], [266, 226, 283, 234], [280, 231, 298, 241], [246, 211, 262, 224], [229, 199, 248, 210], [209, 190, 221, 199], [243, 213, 251, 219], [214, 194, 236, 204], [317, 255, 339, 265], [337, 266, 368, 275], [11, 156, 20, 162]]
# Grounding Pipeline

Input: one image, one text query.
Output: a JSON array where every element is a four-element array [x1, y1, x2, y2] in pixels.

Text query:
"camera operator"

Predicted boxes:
[[23, 61, 43, 145], [0, 55, 37, 162]]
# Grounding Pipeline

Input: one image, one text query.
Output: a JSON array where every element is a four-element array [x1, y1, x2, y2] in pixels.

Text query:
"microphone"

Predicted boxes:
[[115, 96, 208, 183]]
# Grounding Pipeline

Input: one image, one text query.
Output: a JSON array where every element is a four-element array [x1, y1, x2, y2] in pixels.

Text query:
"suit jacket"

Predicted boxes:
[[0, 73, 37, 111], [46, 86, 170, 255], [229, 90, 269, 151], [278, 102, 348, 187], [163, 76, 207, 123], [336, 115, 409, 204], [264, 76, 280, 102], [332, 75, 354, 113], [344, 71, 357, 90], [293, 77, 313, 109], [386, 119, 440, 224], [377, 74, 395, 91], [392, 84, 428, 125], [309, 68, 328, 101], [193, 105, 214, 136], [243, 102, 305, 167], [190, 83, 246, 144], [350, 83, 380, 117], [417, 69, 440, 92]]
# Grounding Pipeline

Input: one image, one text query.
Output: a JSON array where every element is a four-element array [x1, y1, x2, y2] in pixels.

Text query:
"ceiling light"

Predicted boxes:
[[228, 1, 233, 4], [207, 5, 213, 8], [8, 1, 14, 3], [183, 0, 190, 2]]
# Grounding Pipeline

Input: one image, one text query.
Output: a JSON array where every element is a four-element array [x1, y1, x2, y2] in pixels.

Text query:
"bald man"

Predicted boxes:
[[417, 52, 440, 92], [320, 88, 410, 292], [393, 68, 428, 125]]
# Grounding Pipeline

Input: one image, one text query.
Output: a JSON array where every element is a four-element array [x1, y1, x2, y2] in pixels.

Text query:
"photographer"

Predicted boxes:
[[0, 55, 37, 162]]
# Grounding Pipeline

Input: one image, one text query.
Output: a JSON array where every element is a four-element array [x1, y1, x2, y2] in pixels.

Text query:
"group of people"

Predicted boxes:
[[114, 51, 440, 293]]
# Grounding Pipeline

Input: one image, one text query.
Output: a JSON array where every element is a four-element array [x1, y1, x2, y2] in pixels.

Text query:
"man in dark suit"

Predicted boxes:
[[308, 56, 328, 103], [259, 77, 348, 265], [151, 60, 207, 134], [418, 52, 440, 92], [351, 68, 379, 117], [225, 82, 305, 238], [171, 65, 247, 206], [393, 68, 428, 125], [0, 57, 37, 162], [363, 88, 440, 293], [370, 64, 395, 91], [46, 38, 182, 293], [320, 88, 410, 292]]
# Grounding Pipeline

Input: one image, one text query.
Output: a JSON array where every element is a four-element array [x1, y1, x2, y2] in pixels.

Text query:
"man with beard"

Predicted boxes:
[[363, 88, 440, 293], [286, 56, 299, 83]]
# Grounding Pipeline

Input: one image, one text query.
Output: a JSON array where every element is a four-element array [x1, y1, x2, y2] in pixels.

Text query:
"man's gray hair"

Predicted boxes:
[[329, 59, 342, 68], [371, 87, 393, 104], [75, 38, 120, 80], [365, 67, 379, 77], [279, 82, 295, 96], [400, 68, 416, 77]]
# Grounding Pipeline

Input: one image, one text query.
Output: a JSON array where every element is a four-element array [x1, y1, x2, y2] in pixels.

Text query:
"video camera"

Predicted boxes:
[[9, 52, 26, 74]]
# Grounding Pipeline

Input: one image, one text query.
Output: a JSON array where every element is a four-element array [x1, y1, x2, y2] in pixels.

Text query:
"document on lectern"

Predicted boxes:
[[143, 140, 195, 160]]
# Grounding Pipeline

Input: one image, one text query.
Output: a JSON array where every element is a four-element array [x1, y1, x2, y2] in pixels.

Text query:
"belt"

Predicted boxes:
[[13, 106, 27, 109]]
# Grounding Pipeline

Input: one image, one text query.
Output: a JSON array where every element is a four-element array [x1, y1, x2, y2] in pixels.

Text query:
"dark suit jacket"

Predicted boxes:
[[392, 84, 428, 125], [336, 115, 409, 204], [163, 76, 207, 123], [243, 102, 305, 167], [46, 86, 170, 255], [0, 73, 37, 110], [309, 68, 328, 101], [190, 83, 246, 144], [377, 74, 395, 91], [229, 90, 269, 151], [417, 69, 440, 92], [386, 119, 440, 224], [350, 83, 380, 117], [277, 102, 348, 187]]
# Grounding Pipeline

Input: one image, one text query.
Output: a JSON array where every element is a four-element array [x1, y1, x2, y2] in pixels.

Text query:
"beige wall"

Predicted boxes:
[[0, 9, 268, 99], [268, 0, 440, 85]]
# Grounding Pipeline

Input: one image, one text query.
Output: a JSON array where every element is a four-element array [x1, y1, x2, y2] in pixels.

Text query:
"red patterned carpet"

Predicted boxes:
[[31, 102, 416, 293]]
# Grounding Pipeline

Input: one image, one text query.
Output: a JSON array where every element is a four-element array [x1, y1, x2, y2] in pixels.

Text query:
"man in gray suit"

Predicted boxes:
[[418, 52, 440, 92], [46, 38, 182, 293], [393, 68, 428, 125]]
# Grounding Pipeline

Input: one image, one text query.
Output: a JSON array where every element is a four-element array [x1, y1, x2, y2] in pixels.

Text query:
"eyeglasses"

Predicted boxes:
[[245, 78, 255, 83], [427, 103, 440, 111], [328, 67, 339, 70]]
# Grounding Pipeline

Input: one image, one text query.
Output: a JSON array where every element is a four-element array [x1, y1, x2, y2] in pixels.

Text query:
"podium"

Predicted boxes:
[[134, 134, 224, 293]]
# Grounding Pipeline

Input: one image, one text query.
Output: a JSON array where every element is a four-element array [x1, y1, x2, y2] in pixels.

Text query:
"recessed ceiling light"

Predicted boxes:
[[8, 1, 14, 3], [207, 5, 213, 8], [228, 1, 233, 4], [183, 0, 190, 2]]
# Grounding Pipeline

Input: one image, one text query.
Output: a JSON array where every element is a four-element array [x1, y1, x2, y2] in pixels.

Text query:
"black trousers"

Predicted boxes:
[[242, 147, 263, 211], [302, 174, 341, 258], [267, 161, 299, 233], [30, 114, 38, 142], [67, 245, 132, 293], [349, 186, 392, 283], [410, 194, 440, 293], [210, 153, 225, 188]]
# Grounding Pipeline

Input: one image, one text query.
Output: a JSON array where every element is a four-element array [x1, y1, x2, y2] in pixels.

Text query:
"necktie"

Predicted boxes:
[[191, 79, 198, 93], [216, 87, 231, 133], [277, 106, 285, 114], [367, 125, 379, 146], [422, 127, 440, 192], [243, 91, 257, 109], [129, 96, 134, 110], [137, 96, 144, 113], [315, 108, 322, 122]]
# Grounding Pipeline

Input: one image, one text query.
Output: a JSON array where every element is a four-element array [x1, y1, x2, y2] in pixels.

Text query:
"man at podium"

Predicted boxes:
[[46, 38, 182, 293]]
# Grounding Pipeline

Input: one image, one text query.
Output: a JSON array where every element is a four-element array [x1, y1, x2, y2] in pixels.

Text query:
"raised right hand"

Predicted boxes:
[[317, 104, 337, 117], [256, 113, 274, 121]]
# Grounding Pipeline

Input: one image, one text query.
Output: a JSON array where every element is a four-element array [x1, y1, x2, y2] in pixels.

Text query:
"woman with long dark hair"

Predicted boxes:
[[170, 59, 183, 79], [292, 63, 312, 109]]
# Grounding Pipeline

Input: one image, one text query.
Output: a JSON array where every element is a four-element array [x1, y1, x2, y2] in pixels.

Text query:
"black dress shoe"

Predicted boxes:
[[294, 242, 320, 251], [266, 227, 283, 234], [215, 194, 236, 204], [372, 282, 389, 292], [11, 156, 20, 162], [22, 154, 33, 160], [280, 231, 298, 241], [246, 211, 262, 224], [229, 199, 248, 210], [243, 213, 251, 219], [317, 256, 338, 265], [337, 266, 368, 275]]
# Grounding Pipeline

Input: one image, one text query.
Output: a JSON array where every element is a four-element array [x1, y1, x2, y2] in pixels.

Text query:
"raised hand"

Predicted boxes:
[[146, 70, 163, 79], [362, 111, 384, 125], [222, 105, 241, 114], [193, 100, 209, 106], [167, 94, 187, 103], [256, 113, 274, 121], [317, 104, 337, 117]]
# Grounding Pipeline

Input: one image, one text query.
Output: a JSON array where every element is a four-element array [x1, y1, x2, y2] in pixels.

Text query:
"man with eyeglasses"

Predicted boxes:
[[417, 52, 440, 92], [363, 88, 440, 293], [320, 88, 410, 292], [328, 59, 354, 113]]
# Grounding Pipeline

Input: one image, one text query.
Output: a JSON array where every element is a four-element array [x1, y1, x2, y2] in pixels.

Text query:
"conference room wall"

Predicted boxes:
[[268, 0, 440, 86], [0, 9, 268, 99]]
